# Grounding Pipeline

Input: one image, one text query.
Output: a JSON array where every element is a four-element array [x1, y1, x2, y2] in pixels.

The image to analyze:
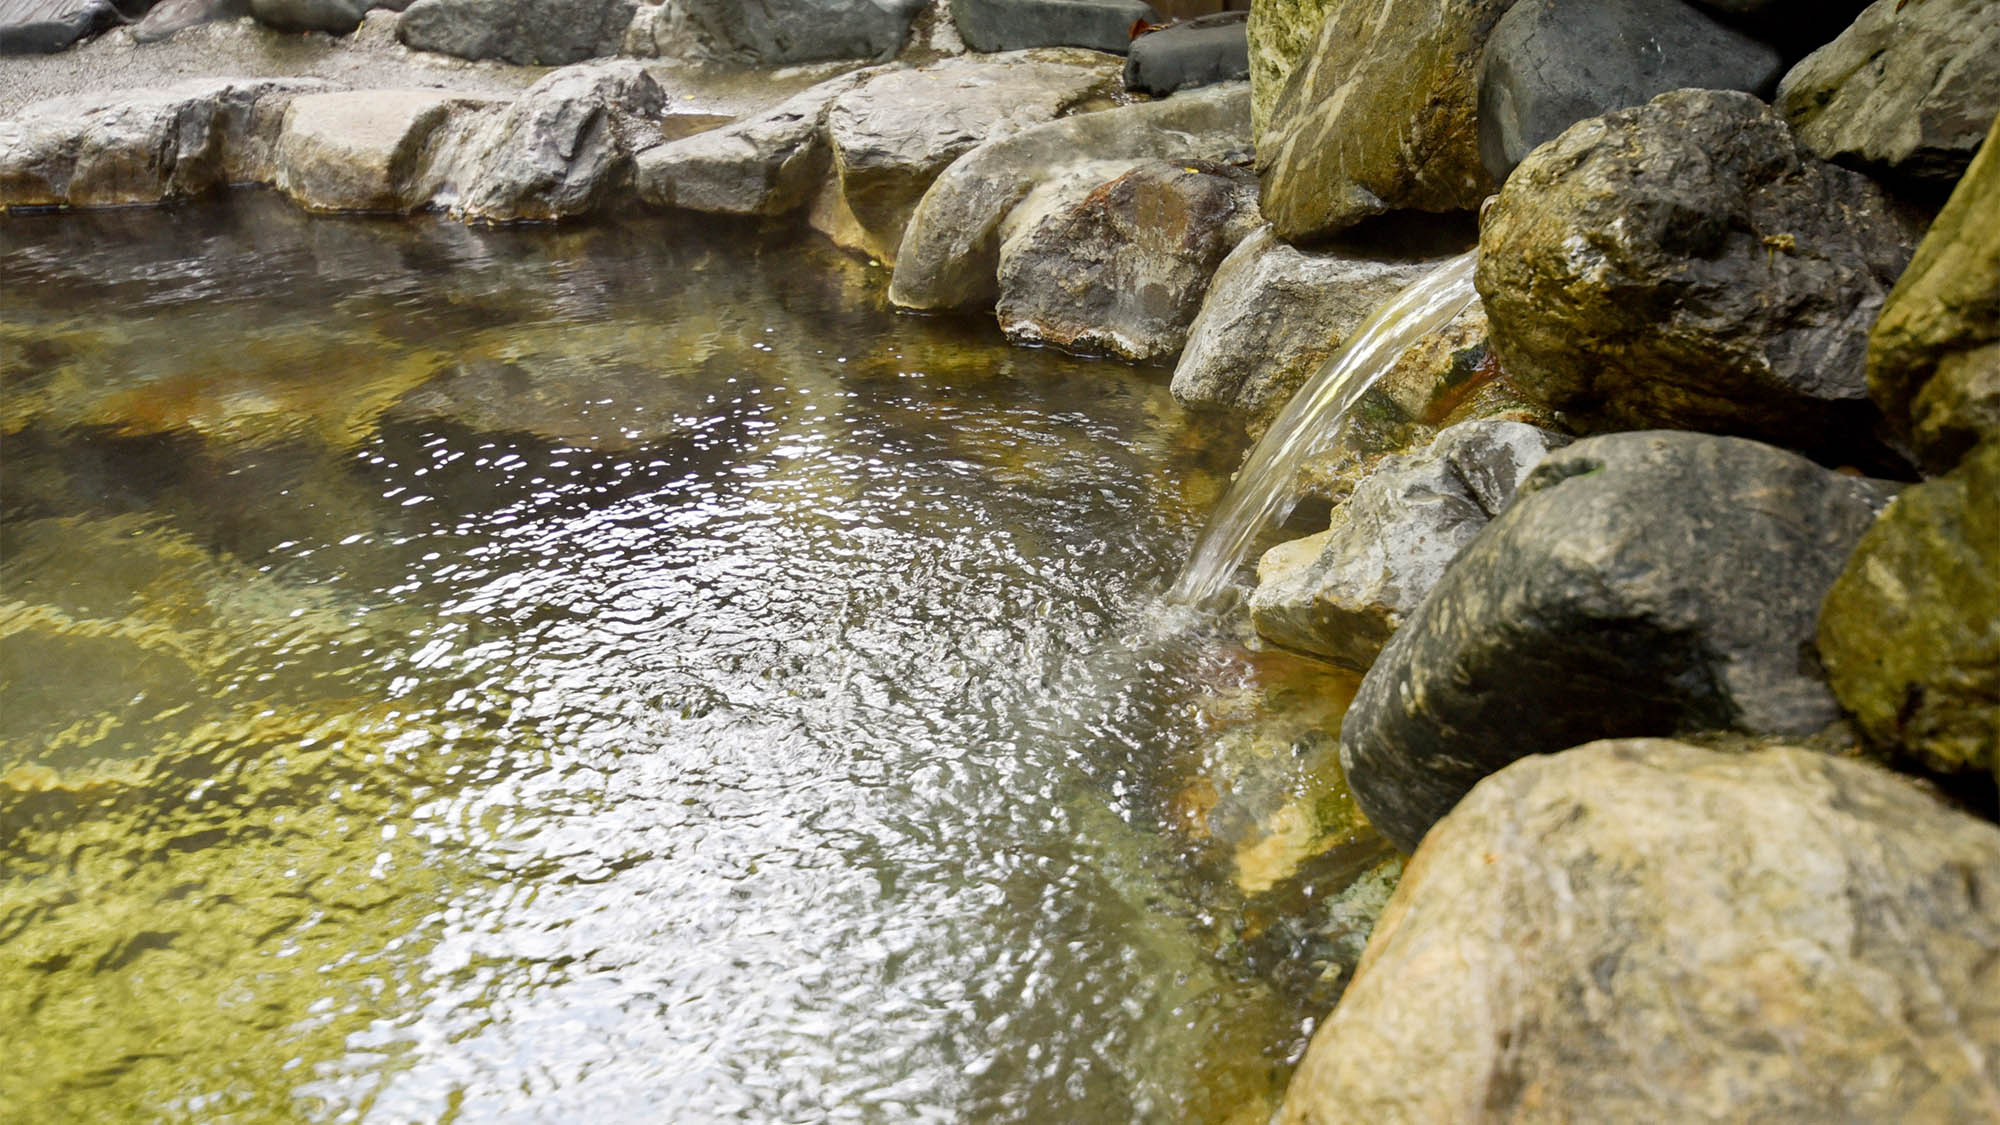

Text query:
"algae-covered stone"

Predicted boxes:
[[1868, 114, 2000, 475], [1245, 0, 1339, 143], [1820, 439, 1999, 788]]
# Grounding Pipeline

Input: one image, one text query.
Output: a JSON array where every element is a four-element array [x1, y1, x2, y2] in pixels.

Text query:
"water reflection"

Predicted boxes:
[[2, 196, 1357, 1122]]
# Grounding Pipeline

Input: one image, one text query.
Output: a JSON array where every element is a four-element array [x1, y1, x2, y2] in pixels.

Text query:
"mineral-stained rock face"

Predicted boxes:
[[1477, 89, 1915, 451], [1245, 0, 1340, 143], [1256, 0, 1518, 241], [1280, 739, 2000, 1124], [396, 0, 636, 65], [994, 160, 1261, 361], [1338, 429, 1898, 854], [1868, 114, 2000, 474], [1251, 421, 1570, 670], [1777, 0, 2000, 187], [1820, 439, 2000, 789], [445, 62, 664, 223]]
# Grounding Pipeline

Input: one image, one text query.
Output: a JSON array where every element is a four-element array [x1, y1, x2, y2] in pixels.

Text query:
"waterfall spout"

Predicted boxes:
[[1168, 250, 1481, 604]]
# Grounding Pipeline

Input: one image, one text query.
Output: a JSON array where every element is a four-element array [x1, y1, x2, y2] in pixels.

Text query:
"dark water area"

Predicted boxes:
[[0, 195, 1364, 1122]]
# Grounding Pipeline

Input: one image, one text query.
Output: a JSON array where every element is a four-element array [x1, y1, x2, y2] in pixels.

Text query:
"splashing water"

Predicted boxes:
[[1167, 250, 1481, 604]]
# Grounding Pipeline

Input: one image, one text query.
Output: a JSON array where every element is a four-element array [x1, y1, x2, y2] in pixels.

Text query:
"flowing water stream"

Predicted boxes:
[[1, 196, 1371, 1122]]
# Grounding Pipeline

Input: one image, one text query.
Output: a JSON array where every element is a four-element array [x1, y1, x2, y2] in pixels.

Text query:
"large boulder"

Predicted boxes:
[[633, 69, 881, 217], [273, 89, 499, 213], [1251, 421, 1569, 669], [0, 0, 121, 52], [1476, 0, 1782, 182], [1477, 89, 1916, 452], [133, 0, 249, 41], [1867, 114, 2000, 474], [1280, 739, 2000, 1124], [442, 62, 663, 223], [1244, 0, 1339, 142], [0, 78, 331, 208], [1123, 12, 1248, 96], [396, 0, 636, 65], [890, 81, 1250, 310], [1776, 0, 2000, 188], [250, 0, 413, 33], [1257, 0, 1517, 241], [662, 0, 924, 64], [1339, 430, 1897, 854], [994, 159, 1260, 361], [948, 0, 1155, 54], [814, 50, 1121, 262], [1820, 439, 1999, 790]]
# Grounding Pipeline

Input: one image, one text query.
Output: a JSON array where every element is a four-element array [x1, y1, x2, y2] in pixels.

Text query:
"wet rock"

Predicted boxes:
[[1821, 440, 1999, 790], [444, 62, 663, 222], [1777, 0, 2000, 187], [1257, 0, 1517, 241], [890, 81, 1250, 311], [1172, 227, 1453, 425], [274, 89, 498, 213], [1340, 430, 1897, 854], [1243, 0, 1337, 142], [668, 0, 924, 65], [948, 0, 1155, 54], [995, 160, 1259, 361], [1868, 115, 2000, 473], [1477, 0, 1781, 183], [0, 78, 330, 208], [133, 0, 248, 41], [1252, 421, 1570, 670], [1123, 12, 1248, 96], [0, 0, 121, 53], [814, 50, 1122, 263], [396, 0, 636, 65], [1280, 739, 2000, 1124], [250, 0, 412, 33], [634, 69, 880, 217], [1477, 89, 1915, 450]]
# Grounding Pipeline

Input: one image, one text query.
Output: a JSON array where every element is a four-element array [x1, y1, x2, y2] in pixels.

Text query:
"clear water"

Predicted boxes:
[[1, 196, 1366, 1122]]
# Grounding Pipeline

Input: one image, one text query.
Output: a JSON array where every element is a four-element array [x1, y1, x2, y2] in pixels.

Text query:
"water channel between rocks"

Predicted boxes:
[[0, 195, 1378, 1122]]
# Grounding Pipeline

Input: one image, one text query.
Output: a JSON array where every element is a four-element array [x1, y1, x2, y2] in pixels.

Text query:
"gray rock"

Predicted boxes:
[[0, 0, 119, 53], [1280, 739, 2000, 1124], [444, 62, 664, 222], [1123, 12, 1248, 96], [889, 81, 1250, 311], [1476, 89, 1915, 451], [1777, 0, 2000, 186], [1172, 226, 1451, 423], [133, 0, 249, 41], [1477, 0, 1782, 183], [396, 0, 636, 65], [250, 0, 412, 33], [949, 0, 1155, 54], [273, 89, 499, 213], [0, 78, 332, 208], [815, 50, 1122, 263], [994, 159, 1260, 361], [1251, 421, 1570, 669], [1339, 430, 1898, 854], [668, 0, 925, 65], [634, 68, 882, 217]]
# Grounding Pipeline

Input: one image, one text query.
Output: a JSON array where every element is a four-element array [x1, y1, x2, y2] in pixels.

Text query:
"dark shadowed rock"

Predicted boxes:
[[1339, 430, 1897, 854], [445, 62, 663, 222], [1821, 439, 1999, 790], [1477, 0, 1781, 182], [1251, 421, 1570, 669], [0, 0, 120, 53], [396, 0, 635, 65], [1123, 12, 1248, 96], [134, 0, 248, 41], [994, 159, 1260, 361], [948, 0, 1155, 54], [1281, 739, 2000, 1123], [1777, 0, 2000, 187], [1477, 89, 1915, 450], [889, 81, 1250, 311], [668, 0, 924, 64], [633, 69, 882, 217]]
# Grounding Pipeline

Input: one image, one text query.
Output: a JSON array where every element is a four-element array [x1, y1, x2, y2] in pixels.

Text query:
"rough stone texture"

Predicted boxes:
[[816, 51, 1121, 263], [1477, 0, 1782, 183], [1257, 0, 1517, 241], [435, 62, 662, 222], [1340, 430, 1898, 854], [133, 0, 248, 41], [273, 89, 495, 212], [0, 0, 119, 53], [1251, 421, 1569, 669], [1123, 12, 1248, 96], [1777, 0, 2000, 187], [1477, 89, 1916, 451], [250, 0, 412, 33], [1821, 440, 2000, 789], [1280, 739, 2000, 1124], [948, 0, 1154, 54], [1245, 0, 1338, 143], [890, 81, 1250, 310], [664, 0, 924, 64], [1868, 114, 2000, 474], [1172, 227, 1454, 424], [994, 159, 1260, 361], [633, 68, 879, 217], [0, 78, 331, 208], [396, 0, 636, 65]]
